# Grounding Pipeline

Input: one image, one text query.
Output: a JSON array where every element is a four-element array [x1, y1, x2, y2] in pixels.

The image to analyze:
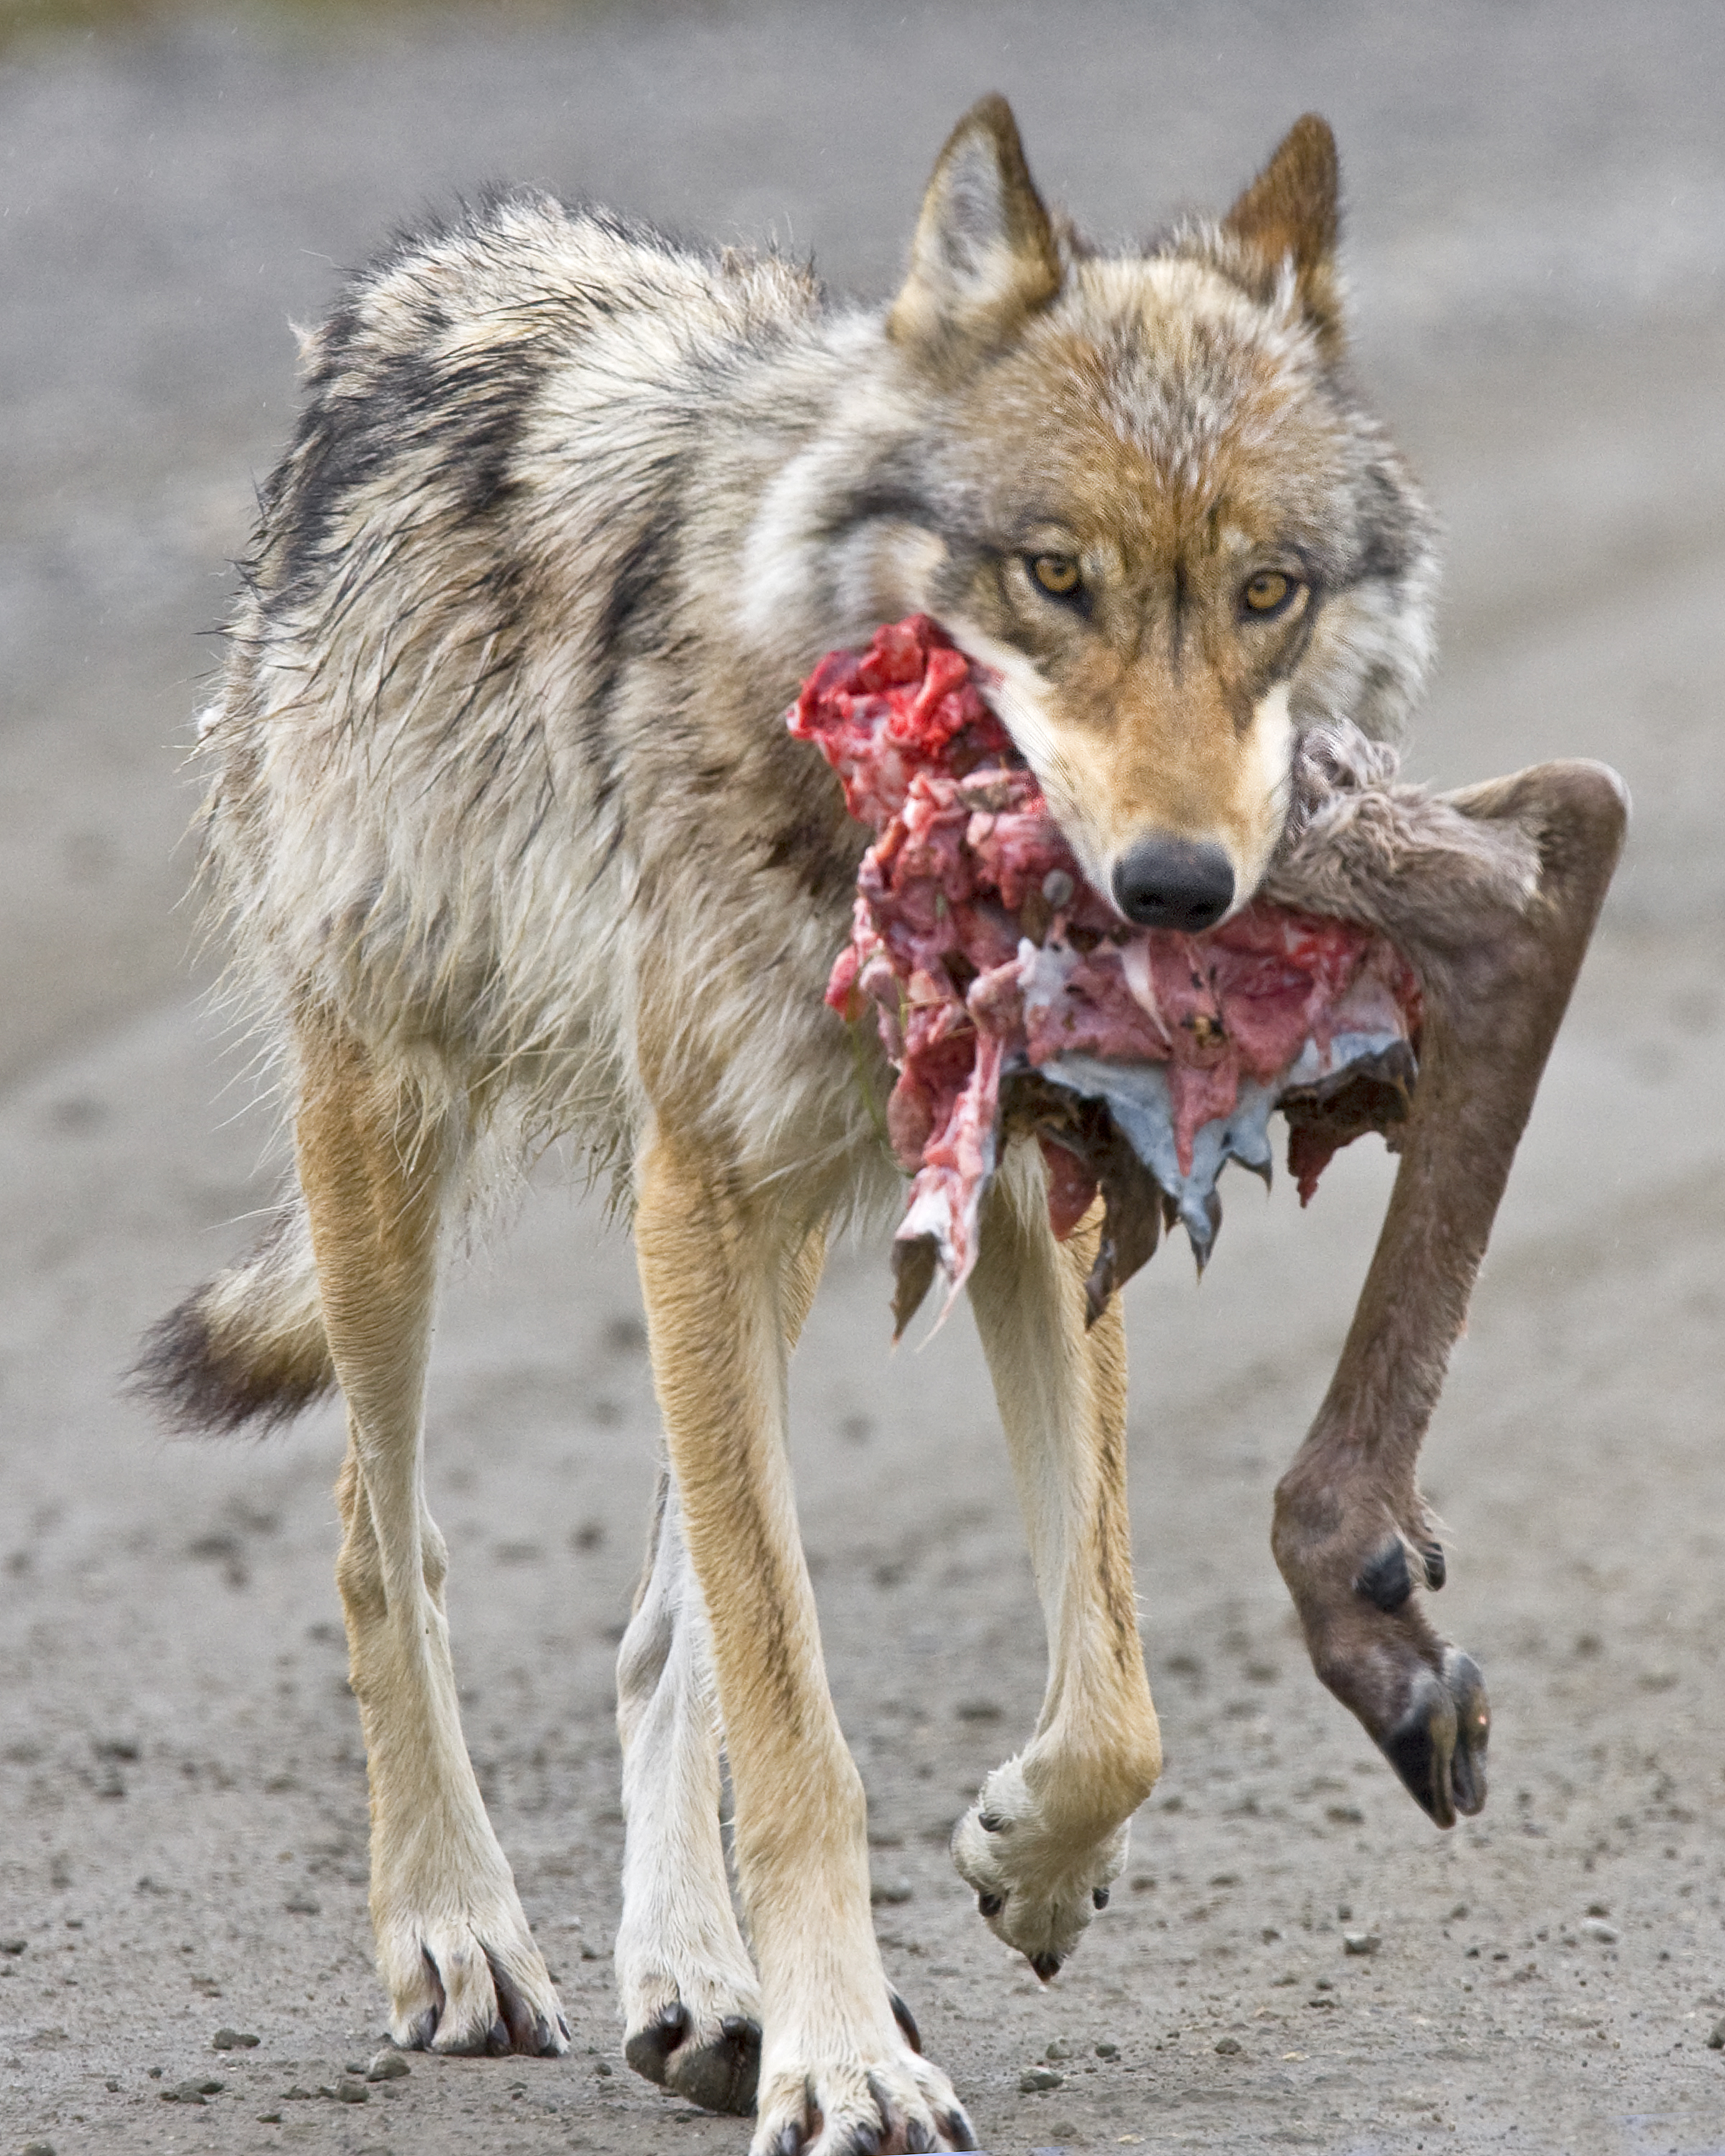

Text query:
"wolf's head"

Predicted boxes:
[[762, 98, 1438, 930]]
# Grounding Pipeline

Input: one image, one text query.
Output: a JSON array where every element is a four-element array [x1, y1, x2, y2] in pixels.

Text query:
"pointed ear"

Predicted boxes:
[[888, 95, 1062, 359], [1223, 114, 1345, 357]]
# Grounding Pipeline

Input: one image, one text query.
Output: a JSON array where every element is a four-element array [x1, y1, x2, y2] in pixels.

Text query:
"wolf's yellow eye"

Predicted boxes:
[[1243, 571, 1293, 614], [1030, 553, 1082, 598]]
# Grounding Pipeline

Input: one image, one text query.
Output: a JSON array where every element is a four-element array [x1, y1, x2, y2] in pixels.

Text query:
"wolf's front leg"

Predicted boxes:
[[298, 1021, 567, 2057], [958, 1144, 1163, 1979], [635, 1133, 975, 2155], [615, 1227, 828, 2116]]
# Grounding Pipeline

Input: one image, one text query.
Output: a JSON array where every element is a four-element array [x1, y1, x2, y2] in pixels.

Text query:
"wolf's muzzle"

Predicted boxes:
[[1110, 834, 1235, 931]]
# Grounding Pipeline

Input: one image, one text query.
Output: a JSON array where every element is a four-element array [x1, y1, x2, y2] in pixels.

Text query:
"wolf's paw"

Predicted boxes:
[[617, 1915, 763, 2113], [752, 2013, 975, 2155], [377, 1897, 569, 2057], [625, 1999, 760, 2116], [1274, 1499, 1489, 1829], [949, 1756, 1130, 1981]]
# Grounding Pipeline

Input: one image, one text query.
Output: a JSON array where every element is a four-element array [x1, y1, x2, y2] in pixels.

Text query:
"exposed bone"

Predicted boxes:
[[1265, 727, 1627, 1825]]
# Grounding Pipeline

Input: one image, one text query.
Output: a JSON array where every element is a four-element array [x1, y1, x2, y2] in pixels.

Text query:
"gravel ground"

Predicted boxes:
[[2, 5, 1724, 2152]]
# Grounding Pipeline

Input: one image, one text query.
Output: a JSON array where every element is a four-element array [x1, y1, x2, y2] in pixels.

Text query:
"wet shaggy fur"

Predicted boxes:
[[137, 112, 1438, 1434], [127, 98, 1540, 2155]]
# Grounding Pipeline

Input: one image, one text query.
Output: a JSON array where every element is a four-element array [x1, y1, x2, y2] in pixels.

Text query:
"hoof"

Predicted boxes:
[[1279, 1496, 1490, 1831], [1381, 1649, 1489, 1828]]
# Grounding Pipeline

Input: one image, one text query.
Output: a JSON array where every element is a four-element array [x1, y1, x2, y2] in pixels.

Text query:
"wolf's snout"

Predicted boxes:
[[1110, 835, 1235, 932]]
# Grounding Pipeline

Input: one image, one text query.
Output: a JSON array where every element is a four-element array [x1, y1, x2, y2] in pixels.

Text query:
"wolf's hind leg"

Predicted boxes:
[[299, 1017, 568, 2058], [615, 1223, 825, 2116], [615, 1470, 762, 2113], [955, 1143, 1162, 1981]]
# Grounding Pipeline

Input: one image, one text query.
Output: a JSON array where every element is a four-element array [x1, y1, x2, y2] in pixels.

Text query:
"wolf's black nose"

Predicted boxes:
[[1111, 834, 1235, 931]]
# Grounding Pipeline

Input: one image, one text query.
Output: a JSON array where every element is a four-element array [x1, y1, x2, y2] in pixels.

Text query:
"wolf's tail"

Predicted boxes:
[[131, 1198, 336, 1434]]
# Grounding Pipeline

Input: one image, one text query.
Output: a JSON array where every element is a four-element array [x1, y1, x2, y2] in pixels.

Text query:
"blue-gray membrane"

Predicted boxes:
[[1039, 1019, 1409, 1266]]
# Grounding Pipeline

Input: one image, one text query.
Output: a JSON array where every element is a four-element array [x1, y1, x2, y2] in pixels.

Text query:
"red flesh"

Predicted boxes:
[[791, 616, 1420, 1303]]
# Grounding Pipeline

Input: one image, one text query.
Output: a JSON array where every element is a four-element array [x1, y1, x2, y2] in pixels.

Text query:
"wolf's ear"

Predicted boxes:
[[1223, 114, 1345, 358], [888, 95, 1062, 360]]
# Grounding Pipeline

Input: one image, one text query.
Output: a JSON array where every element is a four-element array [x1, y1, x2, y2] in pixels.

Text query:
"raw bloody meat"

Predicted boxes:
[[789, 616, 1422, 1331]]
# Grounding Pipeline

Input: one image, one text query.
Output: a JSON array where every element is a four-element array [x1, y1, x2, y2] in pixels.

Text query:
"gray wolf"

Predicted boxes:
[[134, 98, 1617, 2154]]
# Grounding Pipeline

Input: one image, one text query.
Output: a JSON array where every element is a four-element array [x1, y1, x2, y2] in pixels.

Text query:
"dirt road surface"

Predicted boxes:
[[3, 5, 1723, 2152]]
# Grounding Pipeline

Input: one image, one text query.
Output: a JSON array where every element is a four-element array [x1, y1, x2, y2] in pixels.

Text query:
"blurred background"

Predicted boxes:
[[1, 4, 1722, 2152]]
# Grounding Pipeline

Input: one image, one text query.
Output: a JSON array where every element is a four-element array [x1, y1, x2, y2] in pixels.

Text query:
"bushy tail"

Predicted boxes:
[[131, 1198, 335, 1434]]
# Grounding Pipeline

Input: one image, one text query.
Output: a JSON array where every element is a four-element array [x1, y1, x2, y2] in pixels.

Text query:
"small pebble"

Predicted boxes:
[[870, 1878, 914, 1907], [284, 1894, 321, 1915], [1215, 2035, 1243, 2056], [332, 2078, 370, 2104], [0, 1938, 26, 1955], [594, 2059, 612, 2077], [1708, 2020, 1725, 2052], [1044, 2038, 1072, 2060], [257, 2114, 283, 2124], [1580, 1917, 1619, 1944], [1019, 2065, 1063, 2091], [22, 2142, 55, 2155], [162, 2077, 224, 2104], [213, 2027, 260, 2050], [1342, 1930, 1381, 1956], [367, 2049, 410, 2081], [1095, 2040, 1119, 2058]]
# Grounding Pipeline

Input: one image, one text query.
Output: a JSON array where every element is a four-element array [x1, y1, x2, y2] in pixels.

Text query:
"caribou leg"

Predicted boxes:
[[1268, 759, 1627, 1827]]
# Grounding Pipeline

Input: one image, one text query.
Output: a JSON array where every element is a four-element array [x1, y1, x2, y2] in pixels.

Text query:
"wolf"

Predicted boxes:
[[134, 98, 1535, 2154]]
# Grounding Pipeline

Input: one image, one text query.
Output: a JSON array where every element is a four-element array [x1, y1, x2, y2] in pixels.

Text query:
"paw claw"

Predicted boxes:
[[754, 2033, 967, 2152], [394, 1925, 569, 2058], [673, 2014, 760, 2115], [625, 2003, 688, 2086], [625, 1999, 759, 2114], [1029, 1949, 1062, 1982], [888, 1989, 921, 2054]]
